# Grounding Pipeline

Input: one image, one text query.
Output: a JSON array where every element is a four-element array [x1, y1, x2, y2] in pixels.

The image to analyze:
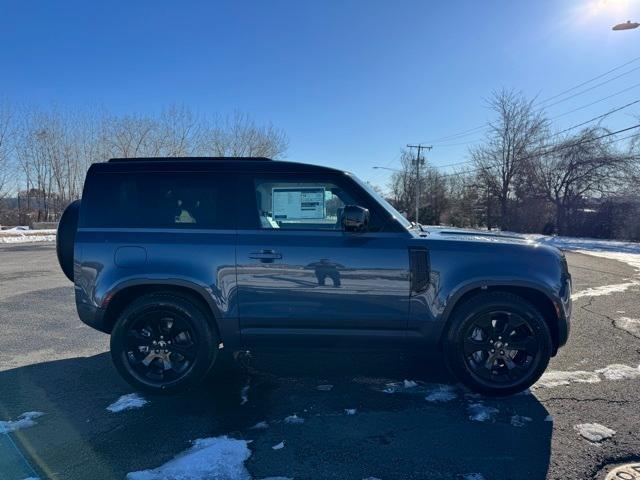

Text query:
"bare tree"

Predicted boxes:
[[388, 149, 449, 223], [471, 89, 548, 230], [532, 127, 633, 235], [202, 112, 289, 159], [0, 100, 15, 201]]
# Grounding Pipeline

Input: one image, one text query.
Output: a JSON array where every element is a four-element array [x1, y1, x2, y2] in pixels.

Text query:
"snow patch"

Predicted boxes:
[[0, 229, 56, 244], [460, 474, 486, 480], [519, 234, 640, 269], [107, 394, 148, 413], [126, 436, 251, 480], [534, 370, 601, 388], [614, 317, 640, 338], [575, 423, 616, 443], [403, 379, 418, 388], [424, 384, 458, 403], [283, 414, 304, 425], [240, 382, 250, 405], [544, 414, 553, 422], [0, 412, 44, 434], [510, 415, 533, 427], [272, 441, 285, 450], [345, 408, 357, 415], [595, 364, 640, 380], [250, 421, 269, 430], [572, 282, 639, 300], [467, 403, 498, 422]]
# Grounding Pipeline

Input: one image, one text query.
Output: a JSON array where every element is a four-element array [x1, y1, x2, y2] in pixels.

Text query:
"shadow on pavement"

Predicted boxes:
[[0, 351, 552, 480]]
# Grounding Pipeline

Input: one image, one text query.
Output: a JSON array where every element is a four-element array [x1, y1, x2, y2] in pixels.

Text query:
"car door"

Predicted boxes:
[[235, 171, 411, 347]]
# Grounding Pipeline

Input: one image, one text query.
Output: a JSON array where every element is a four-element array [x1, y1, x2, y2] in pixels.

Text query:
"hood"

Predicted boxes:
[[415, 226, 541, 247]]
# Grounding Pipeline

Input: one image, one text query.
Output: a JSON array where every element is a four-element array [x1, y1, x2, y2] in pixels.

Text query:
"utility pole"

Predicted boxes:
[[406, 144, 432, 224]]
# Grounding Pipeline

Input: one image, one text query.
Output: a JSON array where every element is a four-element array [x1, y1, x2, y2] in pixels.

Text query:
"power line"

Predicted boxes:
[[552, 99, 640, 137], [431, 100, 640, 168], [421, 55, 640, 145], [538, 55, 640, 104], [437, 125, 640, 178], [537, 65, 640, 110], [551, 81, 640, 120], [431, 82, 640, 147]]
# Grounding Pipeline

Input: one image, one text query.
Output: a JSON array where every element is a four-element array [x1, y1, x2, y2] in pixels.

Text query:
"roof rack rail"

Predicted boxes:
[[108, 156, 273, 163]]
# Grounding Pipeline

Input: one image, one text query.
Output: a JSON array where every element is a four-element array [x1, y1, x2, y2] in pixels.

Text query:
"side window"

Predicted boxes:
[[82, 172, 235, 229], [253, 176, 382, 231]]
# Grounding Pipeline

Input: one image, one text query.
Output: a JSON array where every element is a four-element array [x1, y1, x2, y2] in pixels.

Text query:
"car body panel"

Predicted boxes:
[[236, 229, 411, 346], [70, 158, 571, 355]]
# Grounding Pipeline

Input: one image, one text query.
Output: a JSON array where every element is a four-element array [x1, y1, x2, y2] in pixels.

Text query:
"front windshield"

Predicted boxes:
[[349, 173, 412, 229]]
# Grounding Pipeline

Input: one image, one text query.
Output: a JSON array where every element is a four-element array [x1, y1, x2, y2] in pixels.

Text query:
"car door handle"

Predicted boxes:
[[248, 250, 282, 260]]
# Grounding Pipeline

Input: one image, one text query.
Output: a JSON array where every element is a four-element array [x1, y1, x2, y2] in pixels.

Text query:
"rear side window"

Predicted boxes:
[[81, 171, 235, 229]]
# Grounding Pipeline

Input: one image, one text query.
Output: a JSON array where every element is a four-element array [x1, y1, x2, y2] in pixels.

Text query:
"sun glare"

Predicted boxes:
[[582, 0, 633, 19]]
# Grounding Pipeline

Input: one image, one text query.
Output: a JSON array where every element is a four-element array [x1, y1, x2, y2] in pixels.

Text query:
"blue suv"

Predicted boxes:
[[56, 157, 571, 396]]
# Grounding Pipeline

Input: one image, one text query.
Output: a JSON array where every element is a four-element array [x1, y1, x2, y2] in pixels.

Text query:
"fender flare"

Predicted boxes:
[[440, 277, 561, 327], [102, 277, 234, 344]]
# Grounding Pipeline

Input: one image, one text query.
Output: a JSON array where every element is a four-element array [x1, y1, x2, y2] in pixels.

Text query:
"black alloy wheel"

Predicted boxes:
[[444, 291, 552, 396], [463, 310, 539, 385], [110, 293, 218, 394], [124, 310, 198, 385]]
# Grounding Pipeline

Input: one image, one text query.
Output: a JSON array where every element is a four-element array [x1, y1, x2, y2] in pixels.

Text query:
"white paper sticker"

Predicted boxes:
[[272, 187, 325, 220]]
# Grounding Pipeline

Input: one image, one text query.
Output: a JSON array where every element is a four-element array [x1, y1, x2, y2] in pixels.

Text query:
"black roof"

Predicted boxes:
[[108, 156, 273, 163], [91, 157, 342, 174]]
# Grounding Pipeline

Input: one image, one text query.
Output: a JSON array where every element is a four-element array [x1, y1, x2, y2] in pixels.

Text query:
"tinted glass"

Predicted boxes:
[[252, 175, 383, 231], [81, 172, 235, 229]]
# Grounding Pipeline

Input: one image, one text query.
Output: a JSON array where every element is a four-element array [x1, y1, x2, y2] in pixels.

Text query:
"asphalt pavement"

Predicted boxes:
[[0, 243, 639, 480]]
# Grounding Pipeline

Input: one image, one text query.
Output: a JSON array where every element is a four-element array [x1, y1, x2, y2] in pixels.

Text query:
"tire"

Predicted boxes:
[[56, 199, 81, 282], [110, 293, 218, 394], [443, 292, 552, 396]]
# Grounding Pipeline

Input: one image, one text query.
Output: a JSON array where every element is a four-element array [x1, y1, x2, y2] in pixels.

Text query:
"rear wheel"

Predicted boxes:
[[110, 293, 218, 394], [444, 292, 552, 396]]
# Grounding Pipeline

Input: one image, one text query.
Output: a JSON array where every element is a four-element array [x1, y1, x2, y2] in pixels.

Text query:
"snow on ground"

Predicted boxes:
[[106, 393, 148, 413], [316, 384, 333, 391], [380, 380, 459, 401], [0, 229, 56, 244], [283, 414, 304, 425], [467, 402, 499, 422], [510, 415, 533, 427], [575, 423, 616, 443], [424, 384, 458, 403], [571, 282, 639, 299], [519, 234, 640, 273], [240, 381, 250, 405], [0, 412, 44, 434], [126, 436, 251, 480], [614, 317, 640, 338], [534, 370, 601, 388], [595, 364, 640, 380], [535, 363, 640, 388], [345, 408, 357, 415], [250, 421, 269, 430]]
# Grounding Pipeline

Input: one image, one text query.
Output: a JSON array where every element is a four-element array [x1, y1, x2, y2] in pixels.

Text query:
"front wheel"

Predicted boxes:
[[443, 292, 552, 396], [110, 293, 218, 394]]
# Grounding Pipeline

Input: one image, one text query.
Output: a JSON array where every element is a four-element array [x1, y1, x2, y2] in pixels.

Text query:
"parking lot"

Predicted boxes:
[[1, 242, 639, 480]]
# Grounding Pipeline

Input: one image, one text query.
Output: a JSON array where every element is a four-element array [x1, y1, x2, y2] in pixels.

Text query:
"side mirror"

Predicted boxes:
[[342, 205, 370, 232]]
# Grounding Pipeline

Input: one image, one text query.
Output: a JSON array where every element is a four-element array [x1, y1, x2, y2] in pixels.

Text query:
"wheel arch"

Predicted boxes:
[[439, 283, 561, 355], [101, 280, 224, 342]]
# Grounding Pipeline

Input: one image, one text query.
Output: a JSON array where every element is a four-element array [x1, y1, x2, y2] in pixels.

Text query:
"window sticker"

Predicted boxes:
[[272, 187, 325, 220]]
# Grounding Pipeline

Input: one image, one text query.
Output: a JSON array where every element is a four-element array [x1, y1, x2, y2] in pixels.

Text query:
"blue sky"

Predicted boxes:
[[1, 0, 639, 189]]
